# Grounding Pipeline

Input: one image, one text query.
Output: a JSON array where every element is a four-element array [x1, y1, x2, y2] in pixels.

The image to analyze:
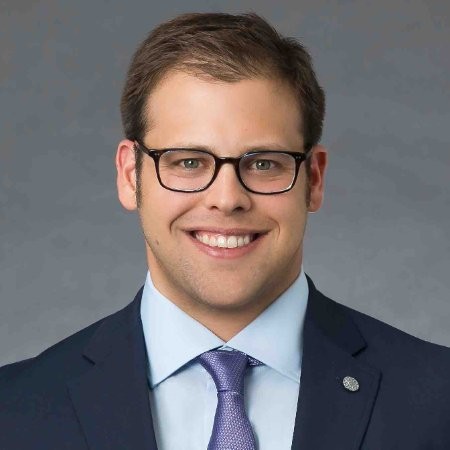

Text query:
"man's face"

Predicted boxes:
[[116, 72, 326, 323]]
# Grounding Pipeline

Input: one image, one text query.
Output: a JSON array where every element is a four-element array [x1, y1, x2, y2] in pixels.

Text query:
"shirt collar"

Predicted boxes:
[[141, 269, 308, 388]]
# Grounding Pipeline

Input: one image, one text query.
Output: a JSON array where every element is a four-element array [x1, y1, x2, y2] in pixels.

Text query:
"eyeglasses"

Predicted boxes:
[[134, 140, 311, 195]]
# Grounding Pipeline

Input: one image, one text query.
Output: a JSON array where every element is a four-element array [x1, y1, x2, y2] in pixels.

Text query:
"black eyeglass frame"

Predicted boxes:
[[134, 140, 312, 195]]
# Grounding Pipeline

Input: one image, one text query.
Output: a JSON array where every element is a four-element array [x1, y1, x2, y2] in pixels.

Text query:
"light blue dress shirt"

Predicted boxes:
[[140, 269, 309, 450]]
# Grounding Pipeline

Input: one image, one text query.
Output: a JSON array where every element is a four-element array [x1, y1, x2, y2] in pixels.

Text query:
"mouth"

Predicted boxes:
[[191, 231, 261, 249]]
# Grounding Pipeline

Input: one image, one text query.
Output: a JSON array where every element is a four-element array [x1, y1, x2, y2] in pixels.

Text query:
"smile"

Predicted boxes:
[[193, 232, 257, 249]]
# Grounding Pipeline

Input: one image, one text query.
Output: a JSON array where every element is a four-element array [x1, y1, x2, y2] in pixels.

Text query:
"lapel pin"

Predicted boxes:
[[342, 376, 359, 392]]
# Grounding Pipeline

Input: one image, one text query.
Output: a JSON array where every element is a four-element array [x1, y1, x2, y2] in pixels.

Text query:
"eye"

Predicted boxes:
[[252, 159, 274, 170], [181, 159, 200, 169]]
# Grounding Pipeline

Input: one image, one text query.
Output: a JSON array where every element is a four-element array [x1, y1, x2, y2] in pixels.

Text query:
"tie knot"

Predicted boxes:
[[197, 349, 260, 393]]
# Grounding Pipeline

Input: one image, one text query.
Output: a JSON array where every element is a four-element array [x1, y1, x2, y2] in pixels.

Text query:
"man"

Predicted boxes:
[[1, 12, 449, 450]]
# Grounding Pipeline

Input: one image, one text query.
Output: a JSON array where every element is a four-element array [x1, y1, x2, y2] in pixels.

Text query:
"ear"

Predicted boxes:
[[115, 139, 138, 211], [307, 144, 328, 213]]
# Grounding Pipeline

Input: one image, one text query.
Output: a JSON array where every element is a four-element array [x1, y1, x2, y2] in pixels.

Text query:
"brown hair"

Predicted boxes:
[[120, 12, 325, 204]]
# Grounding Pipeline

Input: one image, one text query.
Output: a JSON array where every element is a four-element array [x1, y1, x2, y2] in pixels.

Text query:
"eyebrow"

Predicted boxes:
[[159, 142, 302, 153]]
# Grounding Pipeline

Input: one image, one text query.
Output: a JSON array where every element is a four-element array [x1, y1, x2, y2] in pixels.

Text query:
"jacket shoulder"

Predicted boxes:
[[325, 295, 450, 447], [309, 280, 450, 389], [335, 297, 450, 403], [0, 285, 143, 397], [0, 299, 134, 393], [342, 300, 450, 361], [0, 316, 103, 392]]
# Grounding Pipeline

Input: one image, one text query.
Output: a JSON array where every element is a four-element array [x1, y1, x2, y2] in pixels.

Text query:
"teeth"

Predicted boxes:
[[227, 236, 238, 248], [195, 233, 255, 249], [217, 236, 227, 248]]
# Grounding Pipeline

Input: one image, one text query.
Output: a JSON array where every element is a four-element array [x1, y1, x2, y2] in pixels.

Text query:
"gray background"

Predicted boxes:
[[1, 0, 449, 366]]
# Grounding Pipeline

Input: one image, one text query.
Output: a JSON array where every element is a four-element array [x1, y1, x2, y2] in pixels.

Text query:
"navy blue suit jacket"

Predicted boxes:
[[1, 276, 450, 449]]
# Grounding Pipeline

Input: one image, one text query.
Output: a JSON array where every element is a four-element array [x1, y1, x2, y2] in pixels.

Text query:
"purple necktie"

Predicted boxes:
[[197, 349, 262, 450]]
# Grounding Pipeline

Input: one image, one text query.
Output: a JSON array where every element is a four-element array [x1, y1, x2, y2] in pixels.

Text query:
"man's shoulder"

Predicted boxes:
[[308, 281, 450, 380], [324, 295, 450, 446], [0, 290, 145, 449], [0, 299, 134, 396], [0, 285, 145, 392], [0, 314, 110, 440], [0, 316, 104, 392], [334, 295, 450, 382], [343, 299, 450, 353]]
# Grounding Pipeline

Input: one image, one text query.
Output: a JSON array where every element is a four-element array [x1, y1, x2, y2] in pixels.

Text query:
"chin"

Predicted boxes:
[[194, 288, 264, 313]]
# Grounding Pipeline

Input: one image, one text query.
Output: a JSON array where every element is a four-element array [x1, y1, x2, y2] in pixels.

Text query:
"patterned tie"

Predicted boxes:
[[197, 349, 262, 450]]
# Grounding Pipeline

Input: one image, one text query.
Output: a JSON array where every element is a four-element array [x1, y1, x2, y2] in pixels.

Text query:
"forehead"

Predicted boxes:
[[143, 71, 303, 151]]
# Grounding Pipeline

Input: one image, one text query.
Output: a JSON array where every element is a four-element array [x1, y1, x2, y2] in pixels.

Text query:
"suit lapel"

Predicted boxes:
[[67, 287, 158, 450], [291, 277, 381, 450]]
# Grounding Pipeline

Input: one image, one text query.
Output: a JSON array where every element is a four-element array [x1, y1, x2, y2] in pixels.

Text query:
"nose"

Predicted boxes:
[[203, 163, 252, 214]]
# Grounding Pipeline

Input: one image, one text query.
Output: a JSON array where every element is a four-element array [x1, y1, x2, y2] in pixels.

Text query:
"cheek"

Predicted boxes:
[[141, 190, 199, 232], [280, 208, 307, 236], [262, 193, 307, 230]]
